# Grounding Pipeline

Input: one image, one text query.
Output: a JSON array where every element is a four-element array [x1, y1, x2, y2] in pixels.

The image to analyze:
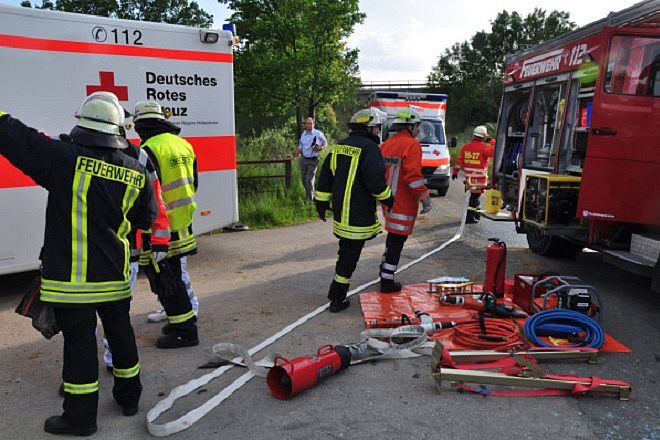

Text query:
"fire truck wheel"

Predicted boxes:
[[525, 225, 583, 258]]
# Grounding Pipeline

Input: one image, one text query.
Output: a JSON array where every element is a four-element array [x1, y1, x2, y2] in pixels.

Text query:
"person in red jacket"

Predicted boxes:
[[452, 125, 494, 224], [379, 109, 432, 293]]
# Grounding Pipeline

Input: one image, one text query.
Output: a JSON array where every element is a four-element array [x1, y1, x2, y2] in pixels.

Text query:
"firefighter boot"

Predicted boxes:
[[380, 278, 402, 293], [328, 280, 350, 313], [156, 321, 199, 349], [44, 415, 97, 437]]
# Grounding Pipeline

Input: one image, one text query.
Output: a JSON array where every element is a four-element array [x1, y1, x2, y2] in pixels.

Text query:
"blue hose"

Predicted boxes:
[[524, 309, 605, 349]]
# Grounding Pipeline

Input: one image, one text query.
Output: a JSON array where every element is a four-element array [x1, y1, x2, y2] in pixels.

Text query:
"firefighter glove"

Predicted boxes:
[[382, 194, 395, 211], [420, 197, 432, 214], [315, 200, 330, 222], [153, 251, 168, 263]]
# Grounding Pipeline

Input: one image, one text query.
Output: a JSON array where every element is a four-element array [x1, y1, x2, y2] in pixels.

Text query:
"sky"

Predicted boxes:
[[0, 0, 642, 81]]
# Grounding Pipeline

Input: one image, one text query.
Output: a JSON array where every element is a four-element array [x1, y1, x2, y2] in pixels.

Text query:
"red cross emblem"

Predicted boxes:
[[86, 72, 128, 101]]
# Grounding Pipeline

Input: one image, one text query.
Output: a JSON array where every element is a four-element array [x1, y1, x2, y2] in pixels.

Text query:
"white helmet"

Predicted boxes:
[[350, 107, 387, 126], [473, 125, 488, 138], [133, 100, 166, 122], [75, 92, 126, 136]]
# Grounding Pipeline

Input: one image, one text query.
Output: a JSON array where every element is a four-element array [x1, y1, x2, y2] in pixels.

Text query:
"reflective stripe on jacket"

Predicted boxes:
[[380, 130, 428, 236], [315, 130, 390, 241], [0, 113, 157, 305], [143, 133, 197, 257]]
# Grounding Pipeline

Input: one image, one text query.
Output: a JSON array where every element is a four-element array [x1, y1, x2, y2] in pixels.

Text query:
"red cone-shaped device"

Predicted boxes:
[[267, 345, 351, 399]]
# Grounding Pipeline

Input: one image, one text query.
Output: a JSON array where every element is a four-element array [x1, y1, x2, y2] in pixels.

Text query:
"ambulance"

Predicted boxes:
[[0, 4, 239, 275], [369, 91, 457, 196]]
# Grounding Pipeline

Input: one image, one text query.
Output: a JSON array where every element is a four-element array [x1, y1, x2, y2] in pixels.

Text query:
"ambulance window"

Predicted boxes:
[[604, 35, 660, 96], [416, 120, 444, 144], [523, 82, 567, 170]]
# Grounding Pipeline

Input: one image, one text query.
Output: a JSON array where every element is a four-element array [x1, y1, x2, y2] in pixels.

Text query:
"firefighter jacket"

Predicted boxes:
[[453, 138, 494, 193], [122, 144, 170, 263], [315, 129, 392, 240], [140, 125, 198, 258], [0, 112, 157, 306], [380, 130, 429, 236]]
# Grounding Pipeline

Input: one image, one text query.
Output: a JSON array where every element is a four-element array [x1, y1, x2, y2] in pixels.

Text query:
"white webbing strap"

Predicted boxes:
[[146, 191, 471, 436]]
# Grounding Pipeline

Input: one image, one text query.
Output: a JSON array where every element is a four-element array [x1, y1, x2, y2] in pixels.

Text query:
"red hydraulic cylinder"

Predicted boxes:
[[484, 238, 507, 297], [267, 345, 351, 399]]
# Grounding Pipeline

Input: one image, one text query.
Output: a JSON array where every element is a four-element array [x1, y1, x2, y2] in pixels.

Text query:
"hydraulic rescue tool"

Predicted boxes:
[[484, 238, 507, 297]]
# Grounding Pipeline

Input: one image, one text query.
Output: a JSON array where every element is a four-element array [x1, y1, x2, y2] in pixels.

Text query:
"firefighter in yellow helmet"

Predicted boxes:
[[315, 107, 393, 312], [0, 92, 157, 435], [133, 100, 200, 348]]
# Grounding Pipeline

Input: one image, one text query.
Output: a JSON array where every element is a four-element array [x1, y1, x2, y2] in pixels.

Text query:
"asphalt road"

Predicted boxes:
[[0, 181, 658, 440]]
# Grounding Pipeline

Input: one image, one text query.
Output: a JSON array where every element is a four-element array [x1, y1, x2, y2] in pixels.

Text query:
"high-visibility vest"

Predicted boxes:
[[143, 133, 197, 257]]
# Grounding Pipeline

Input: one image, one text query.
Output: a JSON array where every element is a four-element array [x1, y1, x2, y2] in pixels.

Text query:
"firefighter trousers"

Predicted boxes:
[[467, 193, 481, 221], [143, 254, 197, 337], [328, 238, 365, 302], [381, 232, 408, 279], [54, 300, 141, 428]]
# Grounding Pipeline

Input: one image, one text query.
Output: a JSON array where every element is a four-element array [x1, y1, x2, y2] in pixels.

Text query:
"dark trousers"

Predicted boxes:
[[143, 255, 197, 337], [328, 238, 365, 302], [467, 193, 481, 221], [381, 233, 408, 279], [54, 300, 141, 427], [300, 156, 319, 201]]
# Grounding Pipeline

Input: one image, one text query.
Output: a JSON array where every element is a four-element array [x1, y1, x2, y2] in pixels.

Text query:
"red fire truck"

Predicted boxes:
[[492, 1, 660, 282]]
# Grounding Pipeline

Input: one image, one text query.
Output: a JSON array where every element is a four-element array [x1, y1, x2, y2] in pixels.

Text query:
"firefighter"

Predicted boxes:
[[133, 100, 200, 348], [379, 108, 432, 293], [0, 92, 157, 436], [452, 125, 494, 224], [315, 108, 393, 312]]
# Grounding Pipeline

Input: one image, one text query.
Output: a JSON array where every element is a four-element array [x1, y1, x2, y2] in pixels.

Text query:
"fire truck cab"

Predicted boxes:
[[492, 1, 660, 282], [370, 91, 457, 196]]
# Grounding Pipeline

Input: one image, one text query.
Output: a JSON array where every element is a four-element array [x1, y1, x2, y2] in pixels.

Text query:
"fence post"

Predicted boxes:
[[285, 159, 292, 189]]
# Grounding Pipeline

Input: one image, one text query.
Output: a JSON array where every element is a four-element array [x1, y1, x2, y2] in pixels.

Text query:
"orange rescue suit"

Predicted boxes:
[[380, 130, 429, 236], [454, 139, 494, 194]]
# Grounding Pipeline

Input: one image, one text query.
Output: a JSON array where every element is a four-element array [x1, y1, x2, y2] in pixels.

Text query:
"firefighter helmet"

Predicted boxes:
[[133, 100, 167, 122], [392, 108, 422, 125], [473, 125, 488, 138], [75, 92, 126, 136], [350, 107, 387, 126]]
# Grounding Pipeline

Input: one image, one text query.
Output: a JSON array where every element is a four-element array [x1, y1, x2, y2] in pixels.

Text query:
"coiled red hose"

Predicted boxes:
[[453, 318, 522, 349]]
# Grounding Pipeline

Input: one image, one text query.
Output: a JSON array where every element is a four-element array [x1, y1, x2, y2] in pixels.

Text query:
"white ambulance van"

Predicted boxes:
[[369, 91, 456, 196], [0, 4, 239, 275]]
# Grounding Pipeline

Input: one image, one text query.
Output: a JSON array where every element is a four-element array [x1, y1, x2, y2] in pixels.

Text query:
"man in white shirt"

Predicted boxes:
[[295, 117, 327, 201]]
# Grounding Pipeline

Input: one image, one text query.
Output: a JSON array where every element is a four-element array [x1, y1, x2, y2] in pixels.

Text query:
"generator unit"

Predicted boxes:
[[523, 175, 581, 226]]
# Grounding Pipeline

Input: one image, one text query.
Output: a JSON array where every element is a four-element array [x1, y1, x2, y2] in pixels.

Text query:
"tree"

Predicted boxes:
[[219, 0, 364, 136], [428, 8, 576, 133], [21, 0, 212, 27]]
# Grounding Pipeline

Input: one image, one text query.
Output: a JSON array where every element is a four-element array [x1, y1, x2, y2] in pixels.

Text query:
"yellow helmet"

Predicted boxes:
[[391, 107, 422, 125]]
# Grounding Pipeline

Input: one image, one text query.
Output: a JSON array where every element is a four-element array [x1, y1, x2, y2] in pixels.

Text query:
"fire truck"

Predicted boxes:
[[370, 91, 457, 196], [492, 0, 660, 282], [0, 5, 239, 275]]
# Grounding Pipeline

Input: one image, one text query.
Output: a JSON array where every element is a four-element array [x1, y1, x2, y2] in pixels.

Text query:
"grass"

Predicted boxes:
[[237, 151, 328, 230]]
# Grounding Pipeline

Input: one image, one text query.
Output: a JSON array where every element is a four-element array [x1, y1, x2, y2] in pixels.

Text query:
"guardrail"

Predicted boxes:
[[236, 158, 292, 192]]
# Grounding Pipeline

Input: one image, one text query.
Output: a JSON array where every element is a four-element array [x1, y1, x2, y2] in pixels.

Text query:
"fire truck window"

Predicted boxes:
[[605, 35, 660, 96], [523, 83, 565, 169]]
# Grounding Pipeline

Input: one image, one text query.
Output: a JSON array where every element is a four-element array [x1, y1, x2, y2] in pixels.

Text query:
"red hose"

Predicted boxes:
[[453, 318, 522, 349]]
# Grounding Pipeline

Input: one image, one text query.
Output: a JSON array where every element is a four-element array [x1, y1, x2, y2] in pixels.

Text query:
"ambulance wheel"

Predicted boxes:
[[436, 187, 448, 197], [526, 225, 583, 258]]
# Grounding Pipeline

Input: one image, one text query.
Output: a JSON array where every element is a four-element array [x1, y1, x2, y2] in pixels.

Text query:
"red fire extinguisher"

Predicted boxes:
[[484, 238, 507, 297], [267, 345, 351, 399]]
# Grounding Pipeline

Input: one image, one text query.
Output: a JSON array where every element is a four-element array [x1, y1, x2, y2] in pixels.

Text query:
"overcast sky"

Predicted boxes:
[[1, 0, 642, 81]]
